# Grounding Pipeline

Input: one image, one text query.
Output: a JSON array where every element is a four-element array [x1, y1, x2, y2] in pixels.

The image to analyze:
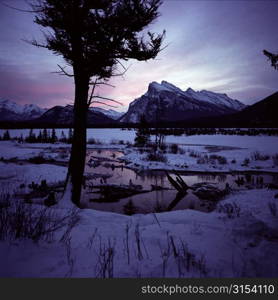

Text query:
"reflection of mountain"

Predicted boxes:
[[120, 81, 246, 123]]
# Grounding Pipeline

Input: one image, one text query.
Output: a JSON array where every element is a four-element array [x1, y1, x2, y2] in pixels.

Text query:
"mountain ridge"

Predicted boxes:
[[0, 98, 47, 121], [120, 81, 246, 123]]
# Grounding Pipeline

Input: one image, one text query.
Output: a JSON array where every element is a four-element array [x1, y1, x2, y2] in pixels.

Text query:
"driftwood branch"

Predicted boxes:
[[166, 171, 188, 193]]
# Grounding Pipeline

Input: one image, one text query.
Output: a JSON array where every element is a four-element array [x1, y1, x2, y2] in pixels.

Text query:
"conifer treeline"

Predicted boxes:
[[0, 128, 73, 143]]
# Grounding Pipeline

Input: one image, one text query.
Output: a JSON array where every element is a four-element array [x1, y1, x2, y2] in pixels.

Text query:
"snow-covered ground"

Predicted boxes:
[[0, 189, 277, 277], [0, 132, 277, 277], [121, 145, 278, 173]]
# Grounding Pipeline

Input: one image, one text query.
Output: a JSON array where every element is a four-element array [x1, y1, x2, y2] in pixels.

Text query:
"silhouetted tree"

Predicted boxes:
[[19, 134, 24, 143], [26, 129, 36, 143], [60, 130, 66, 143], [42, 128, 48, 142], [68, 128, 73, 144], [37, 130, 43, 142], [134, 115, 150, 147], [51, 128, 57, 143], [30, 0, 165, 206], [263, 49, 278, 70], [3, 130, 10, 141]]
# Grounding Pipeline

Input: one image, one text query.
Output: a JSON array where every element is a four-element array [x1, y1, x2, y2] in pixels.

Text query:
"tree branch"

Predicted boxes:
[[89, 81, 115, 88], [91, 95, 123, 106], [54, 64, 74, 77], [1, 2, 43, 13], [87, 78, 98, 107], [89, 101, 118, 108], [23, 38, 48, 49], [263, 49, 278, 70]]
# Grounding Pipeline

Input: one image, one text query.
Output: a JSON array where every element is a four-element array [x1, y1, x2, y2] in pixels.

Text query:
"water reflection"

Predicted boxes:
[[81, 149, 278, 215]]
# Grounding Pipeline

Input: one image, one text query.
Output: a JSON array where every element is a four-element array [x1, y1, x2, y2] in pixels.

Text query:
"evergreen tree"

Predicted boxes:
[[37, 130, 43, 143], [26, 129, 36, 143], [51, 128, 57, 143], [68, 128, 73, 144], [30, 0, 165, 206], [60, 130, 66, 143], [42, 128, 48, 143], [134, 115, 150, 147], [19, 134, 24, 143], [3, 130, 10, 141]]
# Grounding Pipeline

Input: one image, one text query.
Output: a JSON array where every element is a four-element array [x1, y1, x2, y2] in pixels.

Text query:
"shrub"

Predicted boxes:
[[0, 193, 10, 209], [169, 143, 179, 154], [178, 148, 185, 155], [242, 158, 250, 166], [28, 155, 54, 164], [217, 202, 241, 218], [188, 150, 201, 158], [217, 156, 227, 164], [251, 151, 270, 161], [197, 157, 207, 164], [87, 138, 102, 145], [268, 201, 277, 217], [145, 151, 167, 162], [272, 154, 278, 166], [208, 154, 227, 164], [0, 200, 80, 242]]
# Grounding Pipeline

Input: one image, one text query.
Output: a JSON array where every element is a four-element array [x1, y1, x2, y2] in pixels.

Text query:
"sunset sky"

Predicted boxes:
[[0, 0, 277, 111]]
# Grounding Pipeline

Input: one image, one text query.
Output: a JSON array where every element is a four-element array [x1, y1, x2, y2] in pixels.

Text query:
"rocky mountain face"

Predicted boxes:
[[35, 105, 116, 125], [120, 81, 246, 123], [218, 91, 278, 127]]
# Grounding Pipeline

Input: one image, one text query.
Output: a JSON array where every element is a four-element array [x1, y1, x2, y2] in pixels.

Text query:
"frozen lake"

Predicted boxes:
[[1, 128, 278, 154]]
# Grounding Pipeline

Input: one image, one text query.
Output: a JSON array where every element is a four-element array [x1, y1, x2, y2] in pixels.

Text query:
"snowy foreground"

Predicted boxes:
[[0, 133, 278, 277], [0, 189, 278, 277]]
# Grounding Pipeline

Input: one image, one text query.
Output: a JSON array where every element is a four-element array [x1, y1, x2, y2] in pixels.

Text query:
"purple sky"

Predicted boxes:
[[0, 0, 277, 111]]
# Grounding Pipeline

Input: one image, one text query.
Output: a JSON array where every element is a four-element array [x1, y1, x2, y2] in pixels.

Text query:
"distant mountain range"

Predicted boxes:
[[89, 107, 124, 120], [0, 81, 277, 127], [0, 98, 47, 121], [35, 105, 116, 126], [213, 91, 278, 127], [0, 98, 121, 125]]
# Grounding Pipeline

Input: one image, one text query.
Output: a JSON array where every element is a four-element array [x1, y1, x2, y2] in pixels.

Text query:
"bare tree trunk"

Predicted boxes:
[[66, 76, 89, 207]]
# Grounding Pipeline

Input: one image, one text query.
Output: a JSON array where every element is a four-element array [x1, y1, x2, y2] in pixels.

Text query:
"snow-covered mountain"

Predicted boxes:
[[0, 98, 47, 121], [36, 105, 116, 125], [120, 81, 246, 123], [0, 98, 122, 123], [89, 107, 124, 120]]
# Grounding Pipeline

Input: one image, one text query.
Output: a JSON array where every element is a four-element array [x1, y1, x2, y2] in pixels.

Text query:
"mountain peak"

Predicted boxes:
[[186, 87, 195, 93], [147, 81, 183, 94], [120, 81, 246, 123]]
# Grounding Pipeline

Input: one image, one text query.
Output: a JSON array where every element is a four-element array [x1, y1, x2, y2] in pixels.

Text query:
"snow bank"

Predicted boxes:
[[1, 189, 277, 277]]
